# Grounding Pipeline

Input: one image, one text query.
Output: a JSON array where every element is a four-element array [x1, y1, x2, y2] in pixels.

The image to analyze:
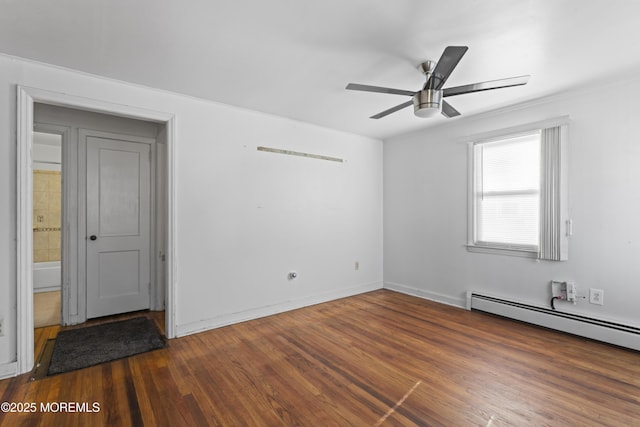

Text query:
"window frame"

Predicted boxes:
[[465, 117, 570, 259], [470, 130, 541, 255]]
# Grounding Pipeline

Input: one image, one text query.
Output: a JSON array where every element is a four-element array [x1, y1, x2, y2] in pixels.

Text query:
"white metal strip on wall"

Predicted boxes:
[[257, 146, 343, 163]]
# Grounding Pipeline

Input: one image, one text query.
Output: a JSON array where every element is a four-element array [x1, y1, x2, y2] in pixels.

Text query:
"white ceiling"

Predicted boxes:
[[2, 0, 640, 140]]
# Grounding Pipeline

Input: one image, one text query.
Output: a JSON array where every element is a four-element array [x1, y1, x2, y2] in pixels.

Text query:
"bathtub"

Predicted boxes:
[[33, 261, 61, 293]]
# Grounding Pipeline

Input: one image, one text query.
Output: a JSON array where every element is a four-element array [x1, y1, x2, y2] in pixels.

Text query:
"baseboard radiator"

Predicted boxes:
[[468, 292, 640, 352]]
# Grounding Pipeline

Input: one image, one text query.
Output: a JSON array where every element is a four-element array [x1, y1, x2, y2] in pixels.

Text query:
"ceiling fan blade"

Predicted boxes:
[[427, 46, 468, 90], [441, 100, 461, 118], [370, 100, 414, 119], [443, 75, 530, 97], [346, 83, 416, 97]]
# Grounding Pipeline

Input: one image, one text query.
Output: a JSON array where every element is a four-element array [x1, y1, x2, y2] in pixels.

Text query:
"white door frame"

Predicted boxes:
[[16, 86, 177, 375]]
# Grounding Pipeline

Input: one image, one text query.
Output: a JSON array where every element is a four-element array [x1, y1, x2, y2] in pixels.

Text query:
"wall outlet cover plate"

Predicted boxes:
[[589, 288, 604, 305]]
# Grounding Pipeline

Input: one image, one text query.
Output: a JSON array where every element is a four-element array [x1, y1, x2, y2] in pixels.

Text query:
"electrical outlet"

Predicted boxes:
[[589, 288, 604, 305]]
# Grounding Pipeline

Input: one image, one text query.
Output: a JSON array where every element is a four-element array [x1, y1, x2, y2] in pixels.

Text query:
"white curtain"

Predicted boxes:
[[539, 126, 567, 260]]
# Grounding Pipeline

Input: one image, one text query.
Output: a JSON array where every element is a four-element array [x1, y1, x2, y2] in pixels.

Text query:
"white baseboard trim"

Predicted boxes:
[[383, 281, 466, 308], [176, 281, 383, 337], [0, 362, 18, 380]]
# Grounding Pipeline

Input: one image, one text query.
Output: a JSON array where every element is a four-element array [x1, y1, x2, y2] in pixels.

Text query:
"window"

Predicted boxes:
[[472, 131, 541, 251], [467, 120, 569, 259]]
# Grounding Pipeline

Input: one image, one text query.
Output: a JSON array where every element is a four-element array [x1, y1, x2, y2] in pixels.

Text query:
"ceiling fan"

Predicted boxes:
[[346, 46, 530, 119]]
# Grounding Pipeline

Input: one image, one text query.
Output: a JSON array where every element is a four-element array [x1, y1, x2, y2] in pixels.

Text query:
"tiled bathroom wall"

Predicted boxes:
[[33, 170, 61, 262]]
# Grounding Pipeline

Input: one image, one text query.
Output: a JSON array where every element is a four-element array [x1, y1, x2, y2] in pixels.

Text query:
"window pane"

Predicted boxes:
[[480, 133, 540, 193], [474, 131, 541, 249], [477, 194, 539, 246]]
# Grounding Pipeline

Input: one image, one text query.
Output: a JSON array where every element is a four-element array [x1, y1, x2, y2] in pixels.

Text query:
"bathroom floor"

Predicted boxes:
[[34, 291, 61, 328]]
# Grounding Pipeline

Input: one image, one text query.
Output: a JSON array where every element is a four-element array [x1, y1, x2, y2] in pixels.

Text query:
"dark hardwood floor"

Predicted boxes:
[[1, 290, 639, 426]]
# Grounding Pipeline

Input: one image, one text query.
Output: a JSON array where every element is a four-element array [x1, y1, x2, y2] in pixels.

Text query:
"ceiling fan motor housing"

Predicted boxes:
[[413, 89, 442, 117]]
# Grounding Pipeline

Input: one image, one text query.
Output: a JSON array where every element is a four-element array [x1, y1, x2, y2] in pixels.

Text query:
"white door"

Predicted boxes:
[[86, 135, 151, 318]]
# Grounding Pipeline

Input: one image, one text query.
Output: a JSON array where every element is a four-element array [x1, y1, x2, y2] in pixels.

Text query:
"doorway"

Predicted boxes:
[[34, 103, 165, 327], [32, 130, 63, 329], [16, 86, 176, 375]]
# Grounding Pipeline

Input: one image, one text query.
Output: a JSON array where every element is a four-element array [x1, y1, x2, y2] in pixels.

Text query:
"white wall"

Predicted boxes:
[[384, 76, 640, 328], [0, 54, 383, 367]]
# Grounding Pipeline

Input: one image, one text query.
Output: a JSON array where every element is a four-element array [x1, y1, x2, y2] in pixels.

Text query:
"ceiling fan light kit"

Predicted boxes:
[[413, 90, 442, 117], [346, 46, 530, 120]]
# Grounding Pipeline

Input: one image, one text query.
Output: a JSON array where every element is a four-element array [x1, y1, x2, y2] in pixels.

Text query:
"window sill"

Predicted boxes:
[[465, 244, 538, 258]]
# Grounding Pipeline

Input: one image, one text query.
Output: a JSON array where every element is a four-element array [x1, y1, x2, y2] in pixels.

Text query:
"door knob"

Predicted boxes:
[[89, 235, 97, 241]]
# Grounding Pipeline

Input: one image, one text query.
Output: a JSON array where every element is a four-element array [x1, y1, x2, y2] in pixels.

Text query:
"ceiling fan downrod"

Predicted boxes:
[[414, 60, 441, 117]]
